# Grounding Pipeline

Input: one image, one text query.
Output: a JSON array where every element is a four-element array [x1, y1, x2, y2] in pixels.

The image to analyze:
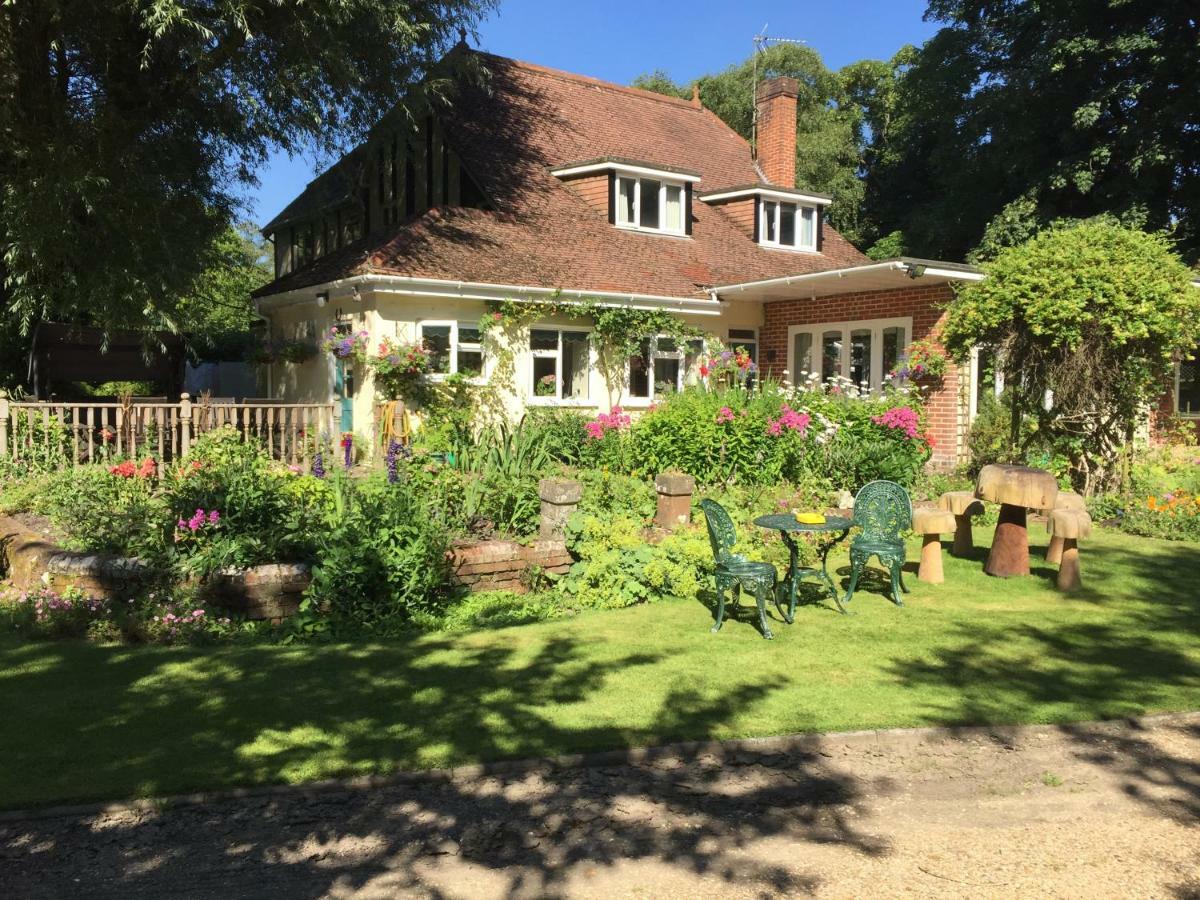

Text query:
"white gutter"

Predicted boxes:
[[713, 260, 909, 294], [255, 273, 724, 317], [700, 187, 831, 206], [712, 260, 985, 296], [549, 161, 702, 183]]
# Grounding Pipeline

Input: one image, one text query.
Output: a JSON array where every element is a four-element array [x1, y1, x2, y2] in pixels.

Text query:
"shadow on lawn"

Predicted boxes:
[[0, 634, 887, 899]]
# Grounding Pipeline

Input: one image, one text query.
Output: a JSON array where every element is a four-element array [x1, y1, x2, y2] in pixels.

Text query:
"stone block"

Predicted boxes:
[[655, 472, 695, 529]]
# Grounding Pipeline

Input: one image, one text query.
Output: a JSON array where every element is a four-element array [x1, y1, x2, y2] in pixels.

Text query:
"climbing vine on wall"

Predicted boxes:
[[478, 294, 707, 407]]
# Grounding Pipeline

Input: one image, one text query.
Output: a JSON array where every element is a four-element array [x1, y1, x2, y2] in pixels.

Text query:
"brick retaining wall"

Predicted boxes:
[[448, 540, 573, 593]]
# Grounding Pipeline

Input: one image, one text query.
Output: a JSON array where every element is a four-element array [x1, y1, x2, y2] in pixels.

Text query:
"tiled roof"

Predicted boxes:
[[254, 51, 868, 300]]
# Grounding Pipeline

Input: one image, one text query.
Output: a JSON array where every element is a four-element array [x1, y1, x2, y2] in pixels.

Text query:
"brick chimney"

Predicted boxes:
[[755, 76, 799, 188]]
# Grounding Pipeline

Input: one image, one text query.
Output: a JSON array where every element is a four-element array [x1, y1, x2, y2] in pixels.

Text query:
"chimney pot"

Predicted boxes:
[[755, 76, 799, 188], [691, 83, 702, 108]]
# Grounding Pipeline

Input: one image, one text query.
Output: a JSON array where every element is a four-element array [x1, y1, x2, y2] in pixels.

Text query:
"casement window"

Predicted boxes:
[[615, 176, 686, 234], [417, 321, 485, 378], [1178, 349, 1200, 417], [727, 328, 758, 363], [529, 328, 590, 402], [788, 318, 911, 393], [760, 200, 818, 251], [627, 337, 705, 402]]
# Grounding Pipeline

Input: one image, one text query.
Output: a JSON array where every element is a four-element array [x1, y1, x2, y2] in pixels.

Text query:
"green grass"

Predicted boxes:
[[2, 526, 1198, 809]]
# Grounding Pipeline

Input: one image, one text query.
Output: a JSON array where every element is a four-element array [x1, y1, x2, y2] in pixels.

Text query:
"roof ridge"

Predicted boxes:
[[473, 50, 704, 112]]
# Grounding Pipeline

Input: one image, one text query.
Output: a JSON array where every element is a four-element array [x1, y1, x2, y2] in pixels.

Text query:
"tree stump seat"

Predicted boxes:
[[912, 507, 957, 584], [975, 464, 1059, 578], [937, 491, 986, 557], [1047, 508, 1092, 592], [1044, 491, 1085, 564]]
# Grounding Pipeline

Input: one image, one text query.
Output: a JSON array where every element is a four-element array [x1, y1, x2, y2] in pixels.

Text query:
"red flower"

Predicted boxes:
[[699, 365, 709, 377]]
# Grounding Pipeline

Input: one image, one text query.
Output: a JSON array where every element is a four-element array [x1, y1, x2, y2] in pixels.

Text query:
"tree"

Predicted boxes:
[[175, 225, 272, 361], [0, 0, 493, 340], [941, 222, 1200, 495], [863, 1, 1200, 264]]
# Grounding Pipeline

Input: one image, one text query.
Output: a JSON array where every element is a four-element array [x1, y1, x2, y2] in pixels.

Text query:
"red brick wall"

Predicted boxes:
[[755, 78, 798, 188], [761, 283, 963, 467], [449, 539, 573, 593]]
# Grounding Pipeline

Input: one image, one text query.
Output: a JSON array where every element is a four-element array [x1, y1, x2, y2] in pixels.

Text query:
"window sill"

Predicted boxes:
[[759, 244, 820, 255], [424, 374, 486, 386], [526, 398, 596, 408], [614, 224, 691, 240]]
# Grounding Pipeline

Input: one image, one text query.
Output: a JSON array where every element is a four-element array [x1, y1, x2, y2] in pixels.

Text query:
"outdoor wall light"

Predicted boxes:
[[315, 291, 329, 307], [351, 285, 362, 302], [906, 264, 926, 279]]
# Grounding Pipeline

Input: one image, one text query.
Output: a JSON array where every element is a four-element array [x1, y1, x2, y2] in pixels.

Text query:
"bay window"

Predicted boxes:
[[616, 176, 686, 234], [417, 321, 485, 378], [760, 200, 817, 251], [789, 318, 912, 392], [530, 328, 590, 402]]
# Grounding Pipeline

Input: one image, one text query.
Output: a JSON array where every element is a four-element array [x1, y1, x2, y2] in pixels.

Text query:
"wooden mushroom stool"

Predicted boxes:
[[1045, 491, 1085, 564], [975, 464, 1058, 578], [913, 508, 957, 584], [1047, 508, 1092, 592], [937, 491, 985, 557]]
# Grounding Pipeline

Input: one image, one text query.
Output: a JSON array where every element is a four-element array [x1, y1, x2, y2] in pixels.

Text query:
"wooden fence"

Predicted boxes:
[[0, 394, 339, 466]]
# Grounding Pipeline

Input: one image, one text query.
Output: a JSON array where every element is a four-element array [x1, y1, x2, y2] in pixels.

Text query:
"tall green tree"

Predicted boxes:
[[0, 0, 493, 346], [863, 1, 1200, 264], [941, 222, 1200, 494]]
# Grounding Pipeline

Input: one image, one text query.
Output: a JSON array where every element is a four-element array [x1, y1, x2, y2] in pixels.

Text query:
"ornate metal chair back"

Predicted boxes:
[[852, 480, 913, 543], [700, 498, 738, 563]]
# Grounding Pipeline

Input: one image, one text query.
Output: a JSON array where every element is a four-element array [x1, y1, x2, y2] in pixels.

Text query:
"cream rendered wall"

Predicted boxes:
[[265, 292, 766, 448]]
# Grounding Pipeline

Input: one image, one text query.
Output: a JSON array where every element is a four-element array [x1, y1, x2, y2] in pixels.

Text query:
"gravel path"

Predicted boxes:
[[2, 714, 1198, 899]]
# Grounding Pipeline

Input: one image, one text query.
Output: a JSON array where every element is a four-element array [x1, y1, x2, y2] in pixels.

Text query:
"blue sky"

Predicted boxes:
[[246, 0, 938, 228]]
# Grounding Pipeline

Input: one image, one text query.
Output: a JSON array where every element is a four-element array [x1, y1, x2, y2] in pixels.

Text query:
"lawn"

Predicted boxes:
[[2, 526, 1198, 810]]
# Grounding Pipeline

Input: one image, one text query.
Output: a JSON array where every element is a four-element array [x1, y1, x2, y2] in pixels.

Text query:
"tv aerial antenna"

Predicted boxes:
[[751, 25, 806, 159]]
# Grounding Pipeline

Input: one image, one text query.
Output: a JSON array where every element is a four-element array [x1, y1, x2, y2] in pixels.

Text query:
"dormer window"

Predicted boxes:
[[616, 176, 686, 234], [760, 200, 817, 252], [550, 158, 699, 237]]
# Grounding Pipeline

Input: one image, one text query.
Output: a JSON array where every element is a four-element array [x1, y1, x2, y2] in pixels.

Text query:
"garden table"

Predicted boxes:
[[753, 513, 853, 620]]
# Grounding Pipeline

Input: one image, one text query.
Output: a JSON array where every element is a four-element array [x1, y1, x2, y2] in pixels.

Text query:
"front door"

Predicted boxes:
[[334, 357, 354, 433]]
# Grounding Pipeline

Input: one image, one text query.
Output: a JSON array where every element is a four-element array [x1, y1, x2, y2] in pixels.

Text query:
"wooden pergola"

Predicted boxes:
[[26, 323, 186, 399]]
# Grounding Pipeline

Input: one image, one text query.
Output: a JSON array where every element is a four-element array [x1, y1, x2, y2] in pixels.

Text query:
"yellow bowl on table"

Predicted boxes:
[[792, 511, 827, 525]]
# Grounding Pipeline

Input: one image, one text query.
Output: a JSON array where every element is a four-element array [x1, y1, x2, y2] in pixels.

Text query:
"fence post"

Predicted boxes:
[[179, 393, 192, 456], [0, 391, 8, 458]]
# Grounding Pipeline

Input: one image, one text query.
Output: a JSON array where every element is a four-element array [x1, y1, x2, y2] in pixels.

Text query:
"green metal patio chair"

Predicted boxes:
[[700, 499, 779, 640], [844, 480, 912, 607]]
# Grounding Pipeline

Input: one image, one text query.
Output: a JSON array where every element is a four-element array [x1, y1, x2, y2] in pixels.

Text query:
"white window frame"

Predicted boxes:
[[759, 199, 818, 252], [727, 328, 758, 362], [527, 326, 593, 406], [786, 317, 913, 393], [417, 320, 486, 382], [1177, 353, 1200, 418], [624, 336, 705, 405], [615, 176, 687, 235]]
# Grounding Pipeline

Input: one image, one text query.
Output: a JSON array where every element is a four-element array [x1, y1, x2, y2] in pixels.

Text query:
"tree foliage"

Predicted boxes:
[[862, 1, 1200, 264], [0, 0, 493, 338], [942, 222, 1200, 493]]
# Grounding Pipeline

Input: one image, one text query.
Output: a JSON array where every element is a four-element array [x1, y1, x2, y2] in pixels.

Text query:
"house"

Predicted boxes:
[[254, 49, 1195, 465]]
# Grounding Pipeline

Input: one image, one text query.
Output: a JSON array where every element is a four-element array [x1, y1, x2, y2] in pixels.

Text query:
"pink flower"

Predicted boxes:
[[716, 406, 735, 425], [766, 404, 811, 437], [584, 407, 632, 441], [208, 510, 220, 524], [872, 406, 922, 440]]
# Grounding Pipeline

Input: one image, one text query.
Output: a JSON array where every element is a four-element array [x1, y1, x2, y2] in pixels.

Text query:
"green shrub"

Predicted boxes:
[[574, 469, 656, 523], [523, 409, 588, 463], [557, 514, 715, 609], [304, 473, 453, 634], [32, 464, 168, 557]]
